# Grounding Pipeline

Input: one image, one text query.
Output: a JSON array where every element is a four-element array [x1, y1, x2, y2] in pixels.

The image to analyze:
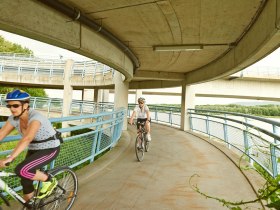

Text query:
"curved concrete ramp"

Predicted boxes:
[[73, 124, 263, 209]]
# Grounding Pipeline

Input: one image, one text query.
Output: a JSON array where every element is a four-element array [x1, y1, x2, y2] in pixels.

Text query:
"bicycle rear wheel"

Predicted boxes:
[[38, 166, 78, 210], [135, 135, 144, 161]]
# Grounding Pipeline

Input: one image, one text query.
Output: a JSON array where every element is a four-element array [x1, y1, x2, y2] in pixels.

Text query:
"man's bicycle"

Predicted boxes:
[[135, 121, 150, 162], [0, 165, 78, 210]]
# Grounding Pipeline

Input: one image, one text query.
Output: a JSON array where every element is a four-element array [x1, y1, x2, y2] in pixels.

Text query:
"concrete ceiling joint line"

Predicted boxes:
[[184, 0, 270, 85], [37, 0, 140, 71], [233, 0, 268, 46]]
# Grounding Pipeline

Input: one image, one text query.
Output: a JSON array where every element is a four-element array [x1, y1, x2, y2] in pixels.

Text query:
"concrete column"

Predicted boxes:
[[93, 88, 102, 113], [103, 89, 109, 102], [81, 89, 85, 101], [62, 59, 74, 117], [181, 82, 195, 131], [83, 89, 94, 101], [62, 59, 74, 134], [97, 89, 103, 103], [94, 88, 98, 102], [114, 71, 129, 130], [135, 89, 142, 104]]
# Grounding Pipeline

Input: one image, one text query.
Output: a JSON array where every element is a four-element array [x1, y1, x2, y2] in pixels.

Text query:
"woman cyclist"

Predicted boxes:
[[129, 97, 152, 141], [0, 89, 61, 202]]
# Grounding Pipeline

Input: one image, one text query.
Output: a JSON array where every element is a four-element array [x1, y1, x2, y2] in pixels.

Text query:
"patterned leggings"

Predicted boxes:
[[15, 147, 60, 194]]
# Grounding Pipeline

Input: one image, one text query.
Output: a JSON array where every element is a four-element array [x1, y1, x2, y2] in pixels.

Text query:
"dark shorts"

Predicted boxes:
[[136, 118, 151, 129]]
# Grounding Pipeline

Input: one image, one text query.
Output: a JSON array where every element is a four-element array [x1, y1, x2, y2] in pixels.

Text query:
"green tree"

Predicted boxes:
[[0, 36, 32, 54], [0, 35, 46, 97], [0, 87, 46, 98]]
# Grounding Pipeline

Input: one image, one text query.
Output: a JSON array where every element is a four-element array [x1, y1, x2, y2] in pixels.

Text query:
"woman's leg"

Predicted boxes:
[[15, 147, 60, 200], [20, 177, 35, 201]]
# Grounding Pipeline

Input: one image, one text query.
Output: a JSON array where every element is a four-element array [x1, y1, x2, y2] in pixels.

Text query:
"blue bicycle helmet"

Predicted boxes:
[[5, 89, 30, 102]]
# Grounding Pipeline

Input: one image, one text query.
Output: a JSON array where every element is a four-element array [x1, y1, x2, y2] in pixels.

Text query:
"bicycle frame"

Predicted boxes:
[[0, 171, 27, 205], [137, 122, 147, 135]]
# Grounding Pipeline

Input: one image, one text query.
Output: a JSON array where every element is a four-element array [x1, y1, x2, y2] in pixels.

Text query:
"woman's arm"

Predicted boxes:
[[0, 121, 15, 141], [146, 110, 151, 122], [129, 111, 136, 124], [0, 120, 41, 167]]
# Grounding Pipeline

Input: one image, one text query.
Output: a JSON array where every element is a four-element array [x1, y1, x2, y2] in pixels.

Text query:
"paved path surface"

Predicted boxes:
[[72, 124, 264, 210]]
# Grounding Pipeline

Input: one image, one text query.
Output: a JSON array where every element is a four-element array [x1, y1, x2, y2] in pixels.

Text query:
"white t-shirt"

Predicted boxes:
[[134, 105, 149, 119]]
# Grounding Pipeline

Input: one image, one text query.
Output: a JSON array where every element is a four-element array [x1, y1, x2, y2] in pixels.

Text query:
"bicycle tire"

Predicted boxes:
[[37, 166, 78, 210], [144, 140, 150, 152], [135, 135, 144, 162]]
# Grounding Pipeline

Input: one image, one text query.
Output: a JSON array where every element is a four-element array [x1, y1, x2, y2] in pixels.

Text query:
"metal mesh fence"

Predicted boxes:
[[192, 117, 207, 133], [55, 131, 97, 168], [209, 121, 224, 140], [0, 108, 125, 195], [189, 110, 280, 177]]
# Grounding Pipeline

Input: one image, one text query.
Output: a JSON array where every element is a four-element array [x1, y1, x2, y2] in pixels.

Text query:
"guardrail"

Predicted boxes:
[[128, 104, 181, 127], [0, 53, 115, 83], [231, 66, 280, 79], [188, 109, 280, 177], [0, 107, 126, 193], [0, 94, 114, 117], [2, 95, 280, 177]]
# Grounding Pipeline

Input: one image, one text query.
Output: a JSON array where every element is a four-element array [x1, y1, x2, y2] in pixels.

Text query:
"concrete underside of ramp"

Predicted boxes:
[[73, 124, 264, 210]]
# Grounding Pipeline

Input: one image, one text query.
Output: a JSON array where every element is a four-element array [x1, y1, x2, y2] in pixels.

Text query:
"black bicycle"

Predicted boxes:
[[0, 165, 78, 210], [135, 121, 150, 161]]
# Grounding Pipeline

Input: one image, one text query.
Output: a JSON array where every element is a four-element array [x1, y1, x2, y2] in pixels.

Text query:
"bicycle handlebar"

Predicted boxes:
[[4, 162, 11, 167]]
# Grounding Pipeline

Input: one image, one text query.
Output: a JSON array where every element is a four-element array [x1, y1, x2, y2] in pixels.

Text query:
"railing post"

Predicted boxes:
[[206, 115, 210, 138], [273, 124, 280, 144], [80, 101, 84, 115], [270, 144, 278, 178], [47, 98, 51, 118], [32, 97, 37, 109], [96, 117, 103, 156], [90, 116, 102, 163], [34, 62, 38, 76], [155, 107, 158, 122], [189, 111, 193, 131], [50, 61, 54, 78], [223, 114, 230, 149], [0, 61, 3, 73], [170, 108, 173, 126], [244, 118, 253, 165]]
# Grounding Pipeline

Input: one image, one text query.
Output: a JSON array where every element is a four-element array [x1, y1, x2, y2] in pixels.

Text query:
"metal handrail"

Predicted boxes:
[[188, 108, 280, 177], [0, 53, 115, 81]]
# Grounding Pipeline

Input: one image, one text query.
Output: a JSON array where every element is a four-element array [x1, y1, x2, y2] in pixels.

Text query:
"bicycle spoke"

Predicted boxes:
[[38, 167, 78, 210]]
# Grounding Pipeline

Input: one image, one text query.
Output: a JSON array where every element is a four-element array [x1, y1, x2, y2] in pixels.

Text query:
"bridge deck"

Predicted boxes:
[[73, 123, 264, 210]]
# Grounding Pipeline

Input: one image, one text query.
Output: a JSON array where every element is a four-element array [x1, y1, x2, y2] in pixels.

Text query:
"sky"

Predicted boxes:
[[0, 30, 280, 105]]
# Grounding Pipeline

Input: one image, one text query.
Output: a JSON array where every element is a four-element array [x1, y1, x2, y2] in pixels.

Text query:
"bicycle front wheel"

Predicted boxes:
[[38, 166, 78, 210], [144, 140, 150, 152], [135, 135, 144, 162]]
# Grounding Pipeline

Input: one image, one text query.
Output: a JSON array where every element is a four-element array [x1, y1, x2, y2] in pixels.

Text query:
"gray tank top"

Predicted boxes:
[[8, 109, 60, 150]]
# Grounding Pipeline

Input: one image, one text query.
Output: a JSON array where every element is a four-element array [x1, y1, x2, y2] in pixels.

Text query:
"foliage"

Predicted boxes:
[[0, 87, 47, 98], [196, 104, 280, 117], [189, 144, 280, 209], [0, 35, 46, 98], [153, 104, 280, 117], [0, 36, 32, 54]]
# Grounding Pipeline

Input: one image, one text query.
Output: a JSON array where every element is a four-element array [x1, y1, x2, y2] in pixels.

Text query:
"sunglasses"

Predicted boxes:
[[139, 102, 144, 104], [6, 104, 22, 108]]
